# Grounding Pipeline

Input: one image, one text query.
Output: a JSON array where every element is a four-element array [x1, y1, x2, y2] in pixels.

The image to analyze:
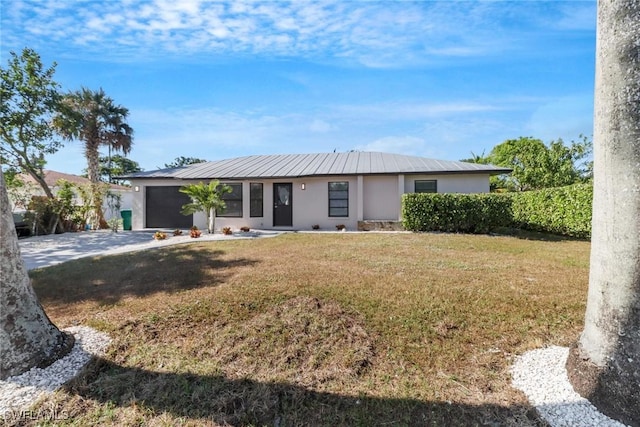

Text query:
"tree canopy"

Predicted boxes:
[[180, 180, 231, 234], [163, 156, 207, 169], [0, 48, 63, 198], [462, 136, 592, 191], [91, 154, 142, 185], [55, 87, 134, 228], [56, 87, 134, 183]]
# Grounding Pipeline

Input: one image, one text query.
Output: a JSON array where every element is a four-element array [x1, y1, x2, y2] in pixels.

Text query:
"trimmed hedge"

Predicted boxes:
[[402, 193, 513, 234], [511, 184, 592, 238], [402, 184, 592, 238]]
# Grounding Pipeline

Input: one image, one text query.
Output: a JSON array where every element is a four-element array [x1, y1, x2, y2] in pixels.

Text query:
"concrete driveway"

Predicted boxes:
[[19, 229, 281, 271]]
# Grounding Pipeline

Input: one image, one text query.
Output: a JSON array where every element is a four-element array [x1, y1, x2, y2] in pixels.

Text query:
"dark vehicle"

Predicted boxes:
[[12, 211, 31, 237]]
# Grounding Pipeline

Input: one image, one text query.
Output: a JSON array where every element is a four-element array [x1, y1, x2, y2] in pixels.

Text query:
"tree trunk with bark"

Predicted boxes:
[[565, 1, 640, 425], [0, 173, 73, 380], [86, 143, 107, 229]]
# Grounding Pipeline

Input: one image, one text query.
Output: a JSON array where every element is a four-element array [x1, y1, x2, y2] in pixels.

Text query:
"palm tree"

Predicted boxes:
[[56, 87, 133, 229], [180, 180, 232, 234], [565, 1, 640, 425], [0, 172, 73, 379]]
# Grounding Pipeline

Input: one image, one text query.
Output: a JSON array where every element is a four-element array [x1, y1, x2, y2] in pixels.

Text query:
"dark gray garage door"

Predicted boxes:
[[145, 186, 193, 228]]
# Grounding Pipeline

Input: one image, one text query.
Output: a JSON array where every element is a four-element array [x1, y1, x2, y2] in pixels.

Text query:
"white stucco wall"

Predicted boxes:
[[104, 189, 133, 220], [130, 173, 492, 231], [130, 177, 361, 231], [219, 177, 360, 231], [363, 175, 400, 220], [404, 174, 490, 194]]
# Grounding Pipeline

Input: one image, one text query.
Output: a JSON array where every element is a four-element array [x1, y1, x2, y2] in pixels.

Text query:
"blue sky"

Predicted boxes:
[[1, 0, 596, 175]]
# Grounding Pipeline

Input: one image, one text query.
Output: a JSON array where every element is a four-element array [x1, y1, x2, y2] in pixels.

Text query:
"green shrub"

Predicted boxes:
[[401, 184, 592, 238], [402, 193, 513, 233], [511, 184, 592, 238]]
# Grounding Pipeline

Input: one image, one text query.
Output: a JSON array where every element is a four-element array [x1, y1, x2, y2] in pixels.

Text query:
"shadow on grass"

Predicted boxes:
[[492, 227, 589, 242], [59, 357, 547, 427], [29, 245, 259, 306]]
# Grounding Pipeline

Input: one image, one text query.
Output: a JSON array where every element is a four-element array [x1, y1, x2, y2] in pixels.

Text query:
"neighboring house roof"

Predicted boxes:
[[121, 152, 511, 180], [20, 170, 130, 191]]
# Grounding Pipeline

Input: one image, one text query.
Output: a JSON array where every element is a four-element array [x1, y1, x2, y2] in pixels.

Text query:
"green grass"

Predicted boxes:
[[19, 232, 590, 426]]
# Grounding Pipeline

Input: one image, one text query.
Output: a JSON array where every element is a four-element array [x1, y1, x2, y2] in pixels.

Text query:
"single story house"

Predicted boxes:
[[11, 170, 133, 221], [121, 152, 511, 232]]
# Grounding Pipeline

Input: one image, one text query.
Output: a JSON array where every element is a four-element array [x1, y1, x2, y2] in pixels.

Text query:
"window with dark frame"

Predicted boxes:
[[328, 181, 349, 217], [415, 180, 437, 193], [250, 183, 263, 217], [219, 183, 243, 217]]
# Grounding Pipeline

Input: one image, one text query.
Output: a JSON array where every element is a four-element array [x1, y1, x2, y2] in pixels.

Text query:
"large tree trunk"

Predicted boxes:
[[85, 140, 101, 184], [0, 173, 73, 380], [565, 1, 640, 425]]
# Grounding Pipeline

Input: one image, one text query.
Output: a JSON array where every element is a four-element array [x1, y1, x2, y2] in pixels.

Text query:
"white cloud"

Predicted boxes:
[[125, 104, 478, 169], [525, 94, 594, 142], [334, 101, 500, 122], [128, 98, 507, 156], [354, 136, 427, 155], [309, 119, 333, 133], [1, 0, 583, 66], [127, 107, 348, 163], [548, 3, 597, 31]]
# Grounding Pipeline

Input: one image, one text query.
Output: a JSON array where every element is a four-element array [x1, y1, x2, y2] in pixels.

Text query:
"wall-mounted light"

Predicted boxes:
[[134, 185, 140, 192], [301, 183, 306, 190]]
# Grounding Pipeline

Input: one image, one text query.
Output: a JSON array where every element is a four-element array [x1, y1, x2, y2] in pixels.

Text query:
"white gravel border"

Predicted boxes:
[[511, 346, 629, 427], [0, 327, 632, 425], [0, 326, 110, 417]]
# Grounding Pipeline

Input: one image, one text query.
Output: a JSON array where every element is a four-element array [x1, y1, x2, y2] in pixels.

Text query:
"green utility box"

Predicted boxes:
[[121, 210, 132, 230]]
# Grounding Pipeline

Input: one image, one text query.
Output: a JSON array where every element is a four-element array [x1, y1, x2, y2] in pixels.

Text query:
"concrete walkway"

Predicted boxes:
[[18, 229, 282, 271]]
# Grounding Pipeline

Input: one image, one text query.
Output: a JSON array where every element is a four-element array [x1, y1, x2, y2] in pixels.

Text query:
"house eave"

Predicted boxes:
[[122, 169, 512, 182]]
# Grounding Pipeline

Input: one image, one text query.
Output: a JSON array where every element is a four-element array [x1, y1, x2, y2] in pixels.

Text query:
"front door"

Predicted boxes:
[[273, 183, 293, 227]]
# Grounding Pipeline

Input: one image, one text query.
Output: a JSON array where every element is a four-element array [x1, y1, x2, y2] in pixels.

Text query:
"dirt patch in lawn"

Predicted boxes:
[[208, 296, 374, 388]]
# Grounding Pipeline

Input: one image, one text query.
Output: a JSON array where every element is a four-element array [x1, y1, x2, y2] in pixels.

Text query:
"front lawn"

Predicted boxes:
[[24, 233, 590, 426]]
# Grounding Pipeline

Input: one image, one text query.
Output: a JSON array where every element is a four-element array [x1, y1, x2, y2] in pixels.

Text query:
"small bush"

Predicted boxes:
[[173, 229, 183, 236], [189, 226, 201, 238], [222, 226, 233, 235], [153, 231, 167, 240], [402, 193, 512, 234], [240, 226, 250, 232]]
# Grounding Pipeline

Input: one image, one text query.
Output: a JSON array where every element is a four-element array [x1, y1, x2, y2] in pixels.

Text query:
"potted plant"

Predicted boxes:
[[190, 226, 201, 238]]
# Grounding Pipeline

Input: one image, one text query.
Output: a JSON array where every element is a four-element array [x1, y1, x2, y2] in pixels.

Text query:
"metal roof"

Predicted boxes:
[[122, 152, 511, 180]]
